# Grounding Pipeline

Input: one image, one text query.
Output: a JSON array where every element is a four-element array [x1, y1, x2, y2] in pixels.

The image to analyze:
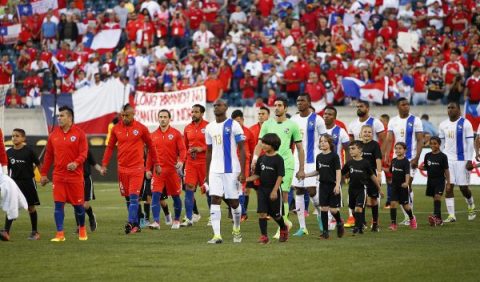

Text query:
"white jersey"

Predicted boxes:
[[438, 117, 474, 161], [326, 125, 350, 165], [348, 116, 385, 141], [388, 114, 423, 160], [291, 113, 327, 167], [205, 118, 245, 173]]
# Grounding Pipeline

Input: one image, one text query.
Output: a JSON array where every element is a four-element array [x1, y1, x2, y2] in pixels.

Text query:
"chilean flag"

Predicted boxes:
[[41, 79, 129, 134], [341, 77, 387, 104], [89, 29, 122, 54], [17, 0, 58, 17], [0, 24, 21, 45]]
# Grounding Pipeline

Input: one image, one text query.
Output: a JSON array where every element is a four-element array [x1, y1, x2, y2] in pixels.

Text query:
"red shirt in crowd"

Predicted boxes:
[[413, 71, 427, 92], [204, 1, 219, 23], [146, 126, 186, 169], [305, 81, 326, 102], [184, 119, 209, 163], [0, 129, 8, 166], [257, 0, 274, 17], [466, 76, 480, 102], [240, 76, 258, 99], [284, 67, 301, 92], [0, 62, 12, 84], [187, 7, 204, 30]]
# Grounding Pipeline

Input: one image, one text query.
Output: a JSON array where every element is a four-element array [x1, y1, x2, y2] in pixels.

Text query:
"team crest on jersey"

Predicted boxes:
[[201, 128, 206, 134], [168, 134, 174, 140], [70, 136, 77, 142], [309, 121, 314, 127], [458, 125, 463, 129], [225, 127, 231, 133], [284, 128, 290, 134], [408, 122, 413, 127], [133, 130, 139, 136]]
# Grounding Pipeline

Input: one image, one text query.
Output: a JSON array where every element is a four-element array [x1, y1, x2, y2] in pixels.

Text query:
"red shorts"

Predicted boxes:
[[152, 168, 181, 196], [118, 172, 144, 196], [53, 179, 84, 205], [184, 161, 206, 187]]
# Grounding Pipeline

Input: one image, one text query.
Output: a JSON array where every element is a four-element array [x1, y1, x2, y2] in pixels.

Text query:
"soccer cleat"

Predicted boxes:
[[171, 220, 181, 229], [279, 228, 288, 242], [148, 221, 160, 230], [371, 223, 380, 232], [409, 217, 417, 230], [399, 218, 410, 226], [207, 235, 223, 244], [232, 228, 242, 243], [124, 223, 132, 234], [344, 216, 355, 228], [130, 224, 141, 234], [444, 215, 457, 223], [0, 230, 10, 241], [389, 223, 398, 231], [165, 214, 173, 226], [50, 231, 65, 242], [257, 235, 269, 244], [434, 217, 444, 226], [292, 228, 309, 237], [241, 215, 248, 222], [352, 227, 359, 236], [319, 231, 329, 240], [273, 228, 280, 239], [28, 231, 40, 240], [468, 206, 477, 221], [139, 218, 149, 229], [79, 226, 88, 241], [89, 213, 97, 232], [192, 214, 201, 223], [337, 222, 345, 238], [180, 219, 193, 227], [328, 219, 337, 231], [428, 215, 436, 226]]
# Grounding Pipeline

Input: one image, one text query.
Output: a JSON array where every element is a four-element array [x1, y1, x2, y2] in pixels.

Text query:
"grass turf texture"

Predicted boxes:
[[1, 183, 480, 281]]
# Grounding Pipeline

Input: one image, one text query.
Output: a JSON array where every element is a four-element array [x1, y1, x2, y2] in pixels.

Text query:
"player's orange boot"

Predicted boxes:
[[50, 231, 65, 242], [344, 216, 355, 228], [79, 226, 88, 241]]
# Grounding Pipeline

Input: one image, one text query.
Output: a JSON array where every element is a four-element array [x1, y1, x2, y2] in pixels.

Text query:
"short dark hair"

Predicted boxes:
[[59, 105, 74, 120], [158, 109, 171, 118], [395, 141, 407, 149], [260, 106, 270, 114], [123, 103, 134, 111], [274, 96, 288, 108], [357, 100, 369, 107], [380, 114, 390, 122], [430, 136, 441, 145], [421, 114, 429, 120], [324, 106, 337, 117], [192, 104, 206, 113], [448, 101, 460, 109], [261, 133, 281, 151], [298, 93, 312, 103], [13, 128, 26, 137], [396, 97, 409, 105], [349, 140, 363, 150], [231, 109, 243, 119]]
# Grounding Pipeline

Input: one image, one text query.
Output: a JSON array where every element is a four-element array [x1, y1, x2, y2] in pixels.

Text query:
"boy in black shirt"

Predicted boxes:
[[341, 141, 380, 235], [246, 133, 288, 244], [360, 125, 383, 232], [389, 142, 417, 231], [5, 128, 41, 240], [305, 134, 344, 239], [419, 137, 450, 226]]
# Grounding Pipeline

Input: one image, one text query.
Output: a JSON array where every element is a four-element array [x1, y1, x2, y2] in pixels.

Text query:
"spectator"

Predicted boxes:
[[58, 13, 79, 50], [427, 68, 445, 104], [114, 0, 130, 29], [140, 0, 161, 19], [75, 70, 90, 90], [412, 64, 428, 105], [5, 88, 25, 108], [41, 12, 58, 51], [192, 22, 215, 52], [465, 67, 480, 104], [0, 54, 12, 86], [421, 114, 438, 145], [240, 70, 257, 107], [204, 71, 223, 103]]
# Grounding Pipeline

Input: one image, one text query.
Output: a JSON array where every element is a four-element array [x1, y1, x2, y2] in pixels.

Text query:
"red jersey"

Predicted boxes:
[[0, 129, 8, 166], [102, 120, 159, 174], [184, 119, 209, 162], [413, 71, 427, 92], [187, 7, 204, 30], [40, 125, 88, 181], [257, 0, 274, 17], [466, 76, 480, 102], [443, 61, 464, 84], [147, 126, 186, 169], [284, 68, 301, 92], [0, 62, 12, 84], [204, 2, 219, 23], [305, 81, 326, 102]]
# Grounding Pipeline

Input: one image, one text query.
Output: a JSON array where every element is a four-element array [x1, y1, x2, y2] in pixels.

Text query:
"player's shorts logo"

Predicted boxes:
[[133, 130, 139, 136], [168, 134, 174, 140], [70, 136, 77, 142], [201, 128, 206, 133]]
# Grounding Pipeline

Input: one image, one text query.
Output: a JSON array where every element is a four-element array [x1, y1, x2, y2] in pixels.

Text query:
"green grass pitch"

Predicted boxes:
[[1, 183, 480, 281]]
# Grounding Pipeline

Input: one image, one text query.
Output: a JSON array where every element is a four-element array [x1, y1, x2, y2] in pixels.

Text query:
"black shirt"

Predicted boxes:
[[254, 154, 285, 190], [83, 150, 97, 177], [362, 140, 382, 174], [341, 158, 373, 190], [390, 157, 410, 188], [423, 152, 448, 181], [316, 151, 341, 185], [7, 145, 40, 180]]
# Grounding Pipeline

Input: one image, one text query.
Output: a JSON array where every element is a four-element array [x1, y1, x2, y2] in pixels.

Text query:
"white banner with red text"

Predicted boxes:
[[134, 86, 206, 131]]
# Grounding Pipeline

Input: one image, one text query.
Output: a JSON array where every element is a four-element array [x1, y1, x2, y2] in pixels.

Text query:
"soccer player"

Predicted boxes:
[[388, 142, 417, 231], [205, 99, 246, 244], [146, 109, 186, 230], [360, 125, 383, 232], [341, 141, 380, 235], [252, 96, 305, 239], [438, 102, 476, 222], [348, 100, 386, 143], [305, 134, 345, 239], [231, 110, 256, 221], [291, 93, 326, 236], [384, 98, 424, 225], [182, 104, 208, 227], [6, 129, 41, 240], [40, 106, 89, 242], [246, 133, 288, 244], [101, 104, 161, 234], [420, 136, 450, 226]]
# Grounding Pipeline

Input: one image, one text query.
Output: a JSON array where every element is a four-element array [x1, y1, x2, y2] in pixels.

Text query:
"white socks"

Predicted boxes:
[[295, 195, 306, 229], [231, 206, 242, 229], [210, 204, 221, 236], [445, 198, 455, 217]]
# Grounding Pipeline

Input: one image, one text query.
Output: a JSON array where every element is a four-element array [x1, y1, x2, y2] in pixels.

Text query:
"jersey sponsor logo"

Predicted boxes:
[[168, 134, 174, 140], [318, 163, 330, 168], [350, 167, 363, 173], [261, 164, 275, 171], [133, 129, 139, 136], [70, 136, 77, 142], [9, 158, 26, 164], [391, 166, 403, 172], [427, 160, 440, 166]]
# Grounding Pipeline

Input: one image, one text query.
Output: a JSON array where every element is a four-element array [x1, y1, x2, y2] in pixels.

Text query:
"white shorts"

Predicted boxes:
[[448, 160, 470, 186], [209, 172, 240, 199], [292, 163, 317, 188]]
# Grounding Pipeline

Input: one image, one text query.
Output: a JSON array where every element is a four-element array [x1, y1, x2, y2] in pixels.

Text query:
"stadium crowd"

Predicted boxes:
[[1, 0, 480, 109]]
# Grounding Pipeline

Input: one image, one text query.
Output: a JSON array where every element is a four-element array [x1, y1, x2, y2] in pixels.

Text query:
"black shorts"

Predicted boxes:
[[141, 177, 152, 201], [257, 188, 283, 218], [426, 179, 445, 197], [84, 176, 96, 201], [319, 182, 341, 208], [15, 178, 40, 206], [391, 185, 410, 205], [366, 179, 379, 198], [348, 187, 366, 210]]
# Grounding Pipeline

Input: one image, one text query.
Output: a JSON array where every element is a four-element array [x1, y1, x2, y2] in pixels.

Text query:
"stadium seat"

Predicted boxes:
[[107, 0, 118, 8], [89, 136, 105, 146]]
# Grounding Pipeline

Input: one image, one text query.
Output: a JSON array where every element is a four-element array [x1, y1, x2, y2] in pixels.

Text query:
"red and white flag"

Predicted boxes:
[[90, 29, 122, 54]]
